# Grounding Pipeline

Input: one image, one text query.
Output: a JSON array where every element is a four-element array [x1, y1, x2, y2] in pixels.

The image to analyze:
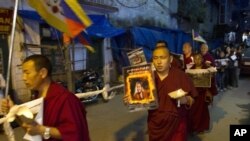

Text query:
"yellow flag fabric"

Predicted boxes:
[[27, 0, 92, 38]]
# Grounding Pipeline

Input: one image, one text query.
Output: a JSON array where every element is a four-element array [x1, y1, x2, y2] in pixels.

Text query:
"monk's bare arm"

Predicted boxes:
[[23, 124, 62, 139], [45, 126, 62, 139]]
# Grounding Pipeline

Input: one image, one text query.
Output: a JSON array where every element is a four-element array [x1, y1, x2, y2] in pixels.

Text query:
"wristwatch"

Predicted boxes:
[[43, 127, 51, 140]]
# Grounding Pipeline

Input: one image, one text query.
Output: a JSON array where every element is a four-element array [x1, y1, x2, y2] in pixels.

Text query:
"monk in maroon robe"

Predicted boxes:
[[43, 82, 90, 141], [182, 42, 194, 70], [154, 40, 182, 69], [200, 43, 215, 67], [188, 54, 217, 133], [1, 55, 90, 141], [148, 44, 197, 141]]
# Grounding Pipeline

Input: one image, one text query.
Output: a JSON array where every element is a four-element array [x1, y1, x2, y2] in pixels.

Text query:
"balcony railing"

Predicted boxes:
[[79, 0, 118, 13], [83, 0, 114, 6]]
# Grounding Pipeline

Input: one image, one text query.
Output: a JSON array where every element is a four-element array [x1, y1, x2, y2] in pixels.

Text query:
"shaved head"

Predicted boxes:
[[153, 46, 170, 56], [152, 45, 172, 76], [182, 42, 192, 56], [200, 43, 209, 55]]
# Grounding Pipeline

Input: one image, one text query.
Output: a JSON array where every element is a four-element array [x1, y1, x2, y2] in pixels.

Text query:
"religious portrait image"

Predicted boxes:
[[131, 78, 150, 101], [123, 63, 158, 112], [127, 47, 147, 66]]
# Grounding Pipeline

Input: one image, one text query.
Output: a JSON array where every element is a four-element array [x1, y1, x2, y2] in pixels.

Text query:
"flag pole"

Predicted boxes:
[[5, 0, 19, 98], [3, 2, 19, 141], [191, 29, 196, 53]]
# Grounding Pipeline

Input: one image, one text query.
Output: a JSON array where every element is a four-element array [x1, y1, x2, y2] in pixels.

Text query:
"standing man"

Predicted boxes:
[[2, 55, 90, 141], [182, 42, 194, 69], [148, 43, 197, 141]]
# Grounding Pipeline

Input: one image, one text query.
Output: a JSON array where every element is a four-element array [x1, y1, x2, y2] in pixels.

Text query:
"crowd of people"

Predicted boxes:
[[0, 40, 245, 141], [212, 43, 244, 92], [130, 40, 218, 141]]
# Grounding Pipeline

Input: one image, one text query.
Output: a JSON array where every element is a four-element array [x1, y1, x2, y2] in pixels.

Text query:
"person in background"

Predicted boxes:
[[188, 53, 217, 134], [200, 43, 215, 67], [215, 50, 227, 92], [236, 46, 243, 86], [227, 47, 238, 88], [224, 46, 231, 90], [182, 42, 194, 70], [214, 48, 221, 60], [242, 32, 248, 43], [147, 42, 197, 141], [1, 55, 90, 141]]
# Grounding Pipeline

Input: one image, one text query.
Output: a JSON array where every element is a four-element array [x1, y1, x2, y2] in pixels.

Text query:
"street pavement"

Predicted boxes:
[[0, 76, 250, 141]]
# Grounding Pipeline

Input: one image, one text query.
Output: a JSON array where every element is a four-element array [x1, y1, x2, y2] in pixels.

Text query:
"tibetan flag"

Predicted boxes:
[[27, 0, 92, 38], [77, 32, 95, 53], [63, 32, 95, 53], [63, 33, 72, 46], [192, 29, 206, 43]]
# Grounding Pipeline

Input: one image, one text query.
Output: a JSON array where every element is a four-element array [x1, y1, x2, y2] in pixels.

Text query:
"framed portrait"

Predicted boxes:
[[123, 63, 158, 112], [127, 48, 147, 66]]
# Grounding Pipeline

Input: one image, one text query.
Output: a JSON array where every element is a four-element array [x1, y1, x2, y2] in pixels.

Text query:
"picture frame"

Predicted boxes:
[[127, 48, 147, 66], [123, 63, 158, 112]]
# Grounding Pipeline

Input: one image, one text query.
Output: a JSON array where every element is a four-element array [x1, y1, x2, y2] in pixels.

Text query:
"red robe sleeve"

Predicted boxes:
[[43, 82, 90, 141], [171, 57, 183, 69], [56, 95, 90, 141], [179, 69, 198, 98]]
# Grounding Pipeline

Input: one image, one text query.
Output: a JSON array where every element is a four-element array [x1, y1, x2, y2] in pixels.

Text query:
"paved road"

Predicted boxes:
[[1, 76, 250, 141]]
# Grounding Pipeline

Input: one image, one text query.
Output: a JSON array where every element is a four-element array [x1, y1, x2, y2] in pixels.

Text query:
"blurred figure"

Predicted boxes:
[[224, 46, 231, 89], [216, 50, 227, 92], [227, 47, 238, 87], [200, 43, 215, 67], [182, 42, 194, 69], [236, 46, 243, 84], [189, 54, 217, 133], [242, 32, 248, 43]]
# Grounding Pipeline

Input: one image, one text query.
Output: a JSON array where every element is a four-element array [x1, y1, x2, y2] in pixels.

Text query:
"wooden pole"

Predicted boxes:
[[64, 45, 74, 92]]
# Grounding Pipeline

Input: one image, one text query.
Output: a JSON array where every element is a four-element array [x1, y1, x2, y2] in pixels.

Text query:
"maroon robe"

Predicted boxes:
[[43, 82, 90, 141], [183, 54, 194, 69], [171, 57, 183, 69], [148, 67, 197, 141], [202, 53, 215, 67], [188, 65, 217, 133]]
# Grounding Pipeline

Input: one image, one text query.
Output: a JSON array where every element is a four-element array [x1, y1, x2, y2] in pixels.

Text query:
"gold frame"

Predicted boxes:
[[123, 63, 158, 112]]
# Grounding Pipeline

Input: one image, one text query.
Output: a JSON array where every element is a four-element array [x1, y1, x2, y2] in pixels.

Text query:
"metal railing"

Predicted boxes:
[[82, 0, 114, 6]]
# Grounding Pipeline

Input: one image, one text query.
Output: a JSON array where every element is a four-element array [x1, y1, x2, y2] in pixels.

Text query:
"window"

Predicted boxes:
[[69, 43, 87, 71]]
